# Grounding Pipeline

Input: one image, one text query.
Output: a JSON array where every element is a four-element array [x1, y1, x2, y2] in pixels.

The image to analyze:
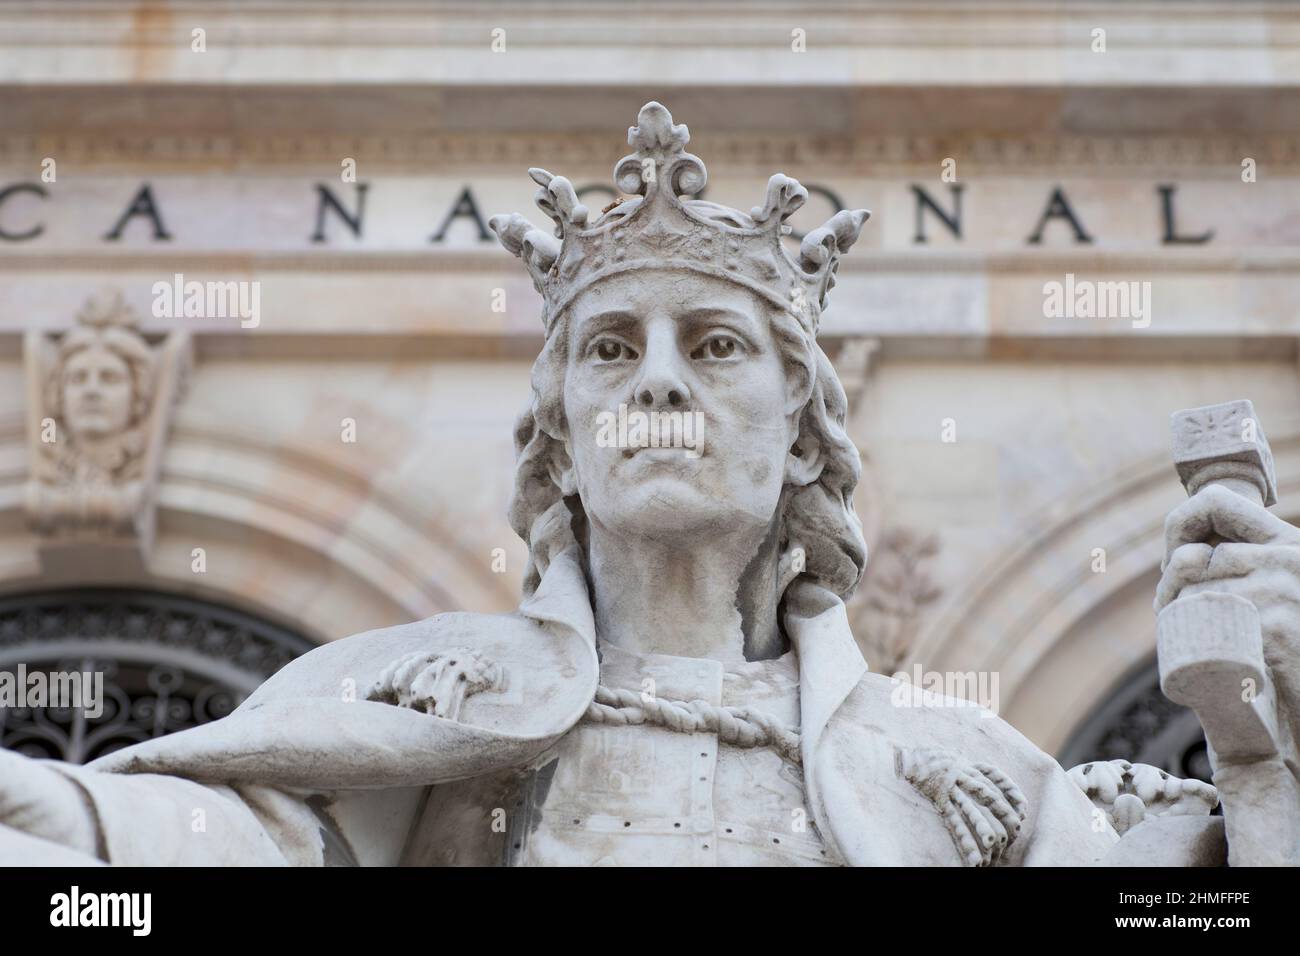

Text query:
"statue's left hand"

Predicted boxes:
[[1067, 758, 1217, 835]]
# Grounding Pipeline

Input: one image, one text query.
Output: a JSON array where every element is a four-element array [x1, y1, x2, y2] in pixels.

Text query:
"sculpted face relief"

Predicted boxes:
[[23, 288, 188, 541], [61, 345, 133, 440], [563, 269, 799, 541]]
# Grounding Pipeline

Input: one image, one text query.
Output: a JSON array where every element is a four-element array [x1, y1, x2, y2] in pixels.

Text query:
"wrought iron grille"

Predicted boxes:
[[0, 589, 315, 764]]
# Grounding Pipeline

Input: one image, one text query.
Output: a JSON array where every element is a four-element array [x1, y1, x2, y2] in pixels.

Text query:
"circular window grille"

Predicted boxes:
[[0, 588, 315, 764]]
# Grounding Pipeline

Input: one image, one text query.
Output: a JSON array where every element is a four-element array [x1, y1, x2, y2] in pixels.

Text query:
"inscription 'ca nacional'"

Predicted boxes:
[[0, 179, 1215, 250]]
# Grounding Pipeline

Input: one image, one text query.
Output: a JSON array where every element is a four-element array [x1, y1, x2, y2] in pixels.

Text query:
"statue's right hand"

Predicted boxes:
[[0, 748, 100, 857]]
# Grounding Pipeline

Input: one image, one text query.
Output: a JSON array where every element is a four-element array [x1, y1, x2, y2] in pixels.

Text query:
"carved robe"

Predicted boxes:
[[0, 545, 1216, 866]]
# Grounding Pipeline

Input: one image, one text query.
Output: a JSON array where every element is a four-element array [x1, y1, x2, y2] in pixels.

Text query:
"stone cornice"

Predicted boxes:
[[2, 1, 1297, 87], [1, 248, 1297, 273], [11, 2, 1285, 49], [4, 131, 1299, 171]]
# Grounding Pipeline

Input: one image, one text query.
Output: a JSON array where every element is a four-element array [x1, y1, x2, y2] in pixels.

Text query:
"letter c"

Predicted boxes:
[[0, 183, 47, 241]]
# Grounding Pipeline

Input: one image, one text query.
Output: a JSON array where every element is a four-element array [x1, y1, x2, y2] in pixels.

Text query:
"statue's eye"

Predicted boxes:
[[594, 340, 636, 362], [692, 335, 739, 360]]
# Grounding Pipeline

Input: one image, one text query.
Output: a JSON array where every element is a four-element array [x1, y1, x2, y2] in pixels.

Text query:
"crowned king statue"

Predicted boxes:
[[10, 102, 1300, 867]]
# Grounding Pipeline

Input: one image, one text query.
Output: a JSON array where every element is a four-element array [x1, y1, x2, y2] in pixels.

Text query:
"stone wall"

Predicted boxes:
[[1, 0, 1296, 760]]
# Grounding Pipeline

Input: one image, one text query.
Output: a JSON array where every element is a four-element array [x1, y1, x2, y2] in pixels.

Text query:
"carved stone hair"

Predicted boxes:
[[490, 102, 870, 608]]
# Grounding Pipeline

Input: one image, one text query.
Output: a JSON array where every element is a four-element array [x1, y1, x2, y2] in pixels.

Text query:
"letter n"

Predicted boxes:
[[311, 183, 368, 243], [912, 184, 963, 243]]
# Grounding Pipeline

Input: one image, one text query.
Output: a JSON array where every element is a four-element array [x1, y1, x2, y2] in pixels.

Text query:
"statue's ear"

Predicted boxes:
[[547, 436, 579, 496], [785, 429, 824, 486]]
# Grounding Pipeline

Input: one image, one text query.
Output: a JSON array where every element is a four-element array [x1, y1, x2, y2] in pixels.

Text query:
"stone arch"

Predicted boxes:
[[0, 415, 516, 645], [909, 417, 1300, 758]]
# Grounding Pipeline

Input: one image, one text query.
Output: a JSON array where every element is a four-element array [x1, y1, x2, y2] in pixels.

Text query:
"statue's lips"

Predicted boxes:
[[621, 446, 703, 460]]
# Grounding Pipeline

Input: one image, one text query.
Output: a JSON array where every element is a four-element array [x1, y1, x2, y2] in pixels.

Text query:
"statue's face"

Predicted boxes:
[[61, 345, 133, 439], [563, 269, 802, 539]]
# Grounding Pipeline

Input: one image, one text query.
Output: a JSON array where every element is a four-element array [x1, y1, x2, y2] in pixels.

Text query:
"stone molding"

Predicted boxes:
[[5, 248, 1298, 273], [1, 2, 1294, 87], [5, 131, 1300, 171]]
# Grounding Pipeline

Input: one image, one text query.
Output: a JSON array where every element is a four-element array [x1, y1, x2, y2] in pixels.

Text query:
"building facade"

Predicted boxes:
[[3, 1, 1300, 781]]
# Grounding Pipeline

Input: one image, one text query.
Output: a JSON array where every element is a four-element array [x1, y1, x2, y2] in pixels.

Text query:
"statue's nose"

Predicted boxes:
[[631, 320, 691, 409], [635, 379, 689, 409]]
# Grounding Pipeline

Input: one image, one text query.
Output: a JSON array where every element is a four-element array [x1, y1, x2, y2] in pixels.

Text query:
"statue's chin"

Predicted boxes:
[[68, 421, 120, 441], [589, 476, 773, 540]]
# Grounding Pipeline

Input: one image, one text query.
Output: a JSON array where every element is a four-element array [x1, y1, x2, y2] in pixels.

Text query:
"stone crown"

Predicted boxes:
[[76, 288, 140, 330], [488, 101, 870, 338]]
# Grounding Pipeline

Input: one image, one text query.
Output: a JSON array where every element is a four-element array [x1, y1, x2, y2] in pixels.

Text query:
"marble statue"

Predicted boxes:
[[1, 102, 1296, 866]]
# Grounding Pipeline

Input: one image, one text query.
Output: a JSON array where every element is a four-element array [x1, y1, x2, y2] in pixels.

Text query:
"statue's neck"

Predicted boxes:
[[586, 516, 785, 664]]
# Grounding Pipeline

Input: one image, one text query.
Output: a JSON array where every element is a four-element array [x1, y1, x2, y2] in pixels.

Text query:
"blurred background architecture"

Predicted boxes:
[[3, 0, 1299, 780]]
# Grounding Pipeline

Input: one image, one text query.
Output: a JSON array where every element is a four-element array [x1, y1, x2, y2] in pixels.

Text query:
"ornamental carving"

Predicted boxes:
[[853, 526, 942, 674], [23, 289, 191, 568]]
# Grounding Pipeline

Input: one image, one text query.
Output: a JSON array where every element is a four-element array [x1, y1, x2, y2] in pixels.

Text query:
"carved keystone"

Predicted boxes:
[[1170, 399, 1276, 507], [23, 289, 191, 578]]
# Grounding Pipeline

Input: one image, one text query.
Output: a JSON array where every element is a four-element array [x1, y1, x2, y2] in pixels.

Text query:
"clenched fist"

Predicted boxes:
[[1157, 483, 1300, 738]]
